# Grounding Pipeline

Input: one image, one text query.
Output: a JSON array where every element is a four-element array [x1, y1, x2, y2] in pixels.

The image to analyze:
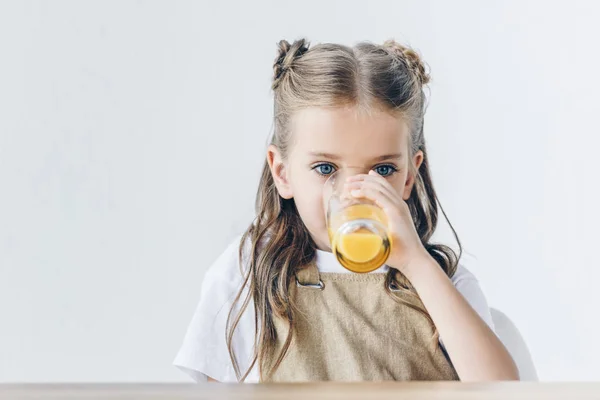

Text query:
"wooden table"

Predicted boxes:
[[1, 383, 600, 399]]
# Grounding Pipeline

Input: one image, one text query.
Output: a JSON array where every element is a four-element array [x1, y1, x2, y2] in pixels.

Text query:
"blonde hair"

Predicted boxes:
[[226, 38, 461, 382]]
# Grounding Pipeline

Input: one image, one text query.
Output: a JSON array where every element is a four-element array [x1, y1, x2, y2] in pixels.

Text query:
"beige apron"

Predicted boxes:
[[264, 263, 459, 382]]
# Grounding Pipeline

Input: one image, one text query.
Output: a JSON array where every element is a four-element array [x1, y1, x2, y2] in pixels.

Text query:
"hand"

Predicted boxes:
[[345, 171, 430, 275]]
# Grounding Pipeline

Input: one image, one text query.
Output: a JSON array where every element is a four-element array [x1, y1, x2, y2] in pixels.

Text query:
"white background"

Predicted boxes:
[[1, 0, 599, 382]]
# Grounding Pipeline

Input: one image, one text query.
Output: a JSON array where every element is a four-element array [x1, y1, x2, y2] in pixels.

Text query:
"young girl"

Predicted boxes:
[[174, 38, 519, 383]]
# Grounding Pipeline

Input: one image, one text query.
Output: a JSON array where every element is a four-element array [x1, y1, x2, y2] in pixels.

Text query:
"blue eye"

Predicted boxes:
[[313, 163, 336, 176], [374, 165, 397, 177]]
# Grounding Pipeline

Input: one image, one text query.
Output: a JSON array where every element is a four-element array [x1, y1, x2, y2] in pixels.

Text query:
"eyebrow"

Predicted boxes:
[[309, 152, 403, 162]]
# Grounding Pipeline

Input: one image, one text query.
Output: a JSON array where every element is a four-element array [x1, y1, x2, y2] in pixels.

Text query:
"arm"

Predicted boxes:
[[173, 236, 254, 384], [348, 171, 519, 381], [404, 254, 519, 381]]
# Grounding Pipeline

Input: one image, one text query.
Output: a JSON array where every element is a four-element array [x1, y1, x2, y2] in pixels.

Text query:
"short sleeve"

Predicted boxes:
[[438, 259, 495, 350], [450, 261, 495, 332], [173, 235, 257, 383]]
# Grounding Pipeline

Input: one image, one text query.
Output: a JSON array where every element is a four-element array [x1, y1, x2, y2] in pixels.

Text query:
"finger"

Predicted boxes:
[[367, 170, 396, 188], [350, 178, 400, 205], [346, 170, 393, 181], [347, 179, 402, 207], [346, 174, 369, 182], [345, 172, 402, 204], [350, 186, 398, 216], [366, 172, 404, 201], [346, 171, 394, 186], [346, 172, 393, 189]]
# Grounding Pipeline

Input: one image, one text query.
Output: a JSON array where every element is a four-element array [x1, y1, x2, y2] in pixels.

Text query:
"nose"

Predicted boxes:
[[331, 166, 369, 182]]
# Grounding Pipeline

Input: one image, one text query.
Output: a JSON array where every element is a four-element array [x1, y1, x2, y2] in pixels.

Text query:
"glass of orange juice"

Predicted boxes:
[[323, 171, 392, 273]]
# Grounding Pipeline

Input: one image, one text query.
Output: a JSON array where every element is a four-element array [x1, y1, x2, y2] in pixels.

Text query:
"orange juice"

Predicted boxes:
[[328, 204, 391, 273]]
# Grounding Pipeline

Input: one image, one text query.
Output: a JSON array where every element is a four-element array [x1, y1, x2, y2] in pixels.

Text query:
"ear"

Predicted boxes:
[[267, 145, 294, 199], [402, 150, 424, 201]]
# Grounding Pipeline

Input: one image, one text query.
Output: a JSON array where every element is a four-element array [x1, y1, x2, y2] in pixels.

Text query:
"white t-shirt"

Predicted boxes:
[[173, 235, 495, 383]]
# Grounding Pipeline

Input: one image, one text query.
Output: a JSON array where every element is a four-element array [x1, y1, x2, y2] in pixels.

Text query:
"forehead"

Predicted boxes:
[[289, 106, 409, 161]]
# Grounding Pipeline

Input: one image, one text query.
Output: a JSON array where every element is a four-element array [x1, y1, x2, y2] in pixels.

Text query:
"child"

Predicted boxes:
[[174, 38, 519, 383]]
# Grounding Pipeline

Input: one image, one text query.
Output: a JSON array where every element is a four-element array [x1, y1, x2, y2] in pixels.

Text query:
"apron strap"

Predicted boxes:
[[295, 262, 324, 290]]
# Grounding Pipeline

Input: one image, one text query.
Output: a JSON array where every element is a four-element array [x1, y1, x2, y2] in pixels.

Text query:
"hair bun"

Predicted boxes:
[[383, 39, 430, 85], [273, 39, 310, 89]]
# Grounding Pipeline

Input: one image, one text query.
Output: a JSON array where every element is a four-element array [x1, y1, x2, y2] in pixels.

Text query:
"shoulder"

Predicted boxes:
[[202, 234, 249, 286], [173, 234, 258, 383]]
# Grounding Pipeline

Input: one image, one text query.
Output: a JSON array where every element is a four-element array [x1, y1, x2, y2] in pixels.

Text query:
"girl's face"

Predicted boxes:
[[268, 106, 423, 251]]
